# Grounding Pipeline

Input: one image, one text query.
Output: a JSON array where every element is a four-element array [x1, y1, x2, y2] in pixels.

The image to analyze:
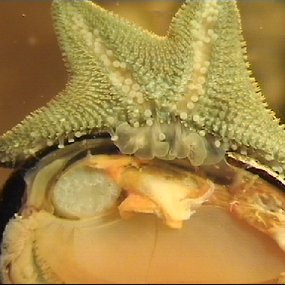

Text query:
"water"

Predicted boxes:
[[0, 1, 284, 283]]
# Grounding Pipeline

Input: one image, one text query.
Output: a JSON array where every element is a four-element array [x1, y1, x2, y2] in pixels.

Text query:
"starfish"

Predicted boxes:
[[0, 0, 285, 181]]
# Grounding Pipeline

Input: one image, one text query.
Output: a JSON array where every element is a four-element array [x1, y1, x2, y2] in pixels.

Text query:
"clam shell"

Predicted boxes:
[[1, 137, 285, 284]]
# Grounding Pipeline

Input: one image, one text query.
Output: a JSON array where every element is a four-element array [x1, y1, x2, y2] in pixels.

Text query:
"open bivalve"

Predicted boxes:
[[1, 138, 285, 284]]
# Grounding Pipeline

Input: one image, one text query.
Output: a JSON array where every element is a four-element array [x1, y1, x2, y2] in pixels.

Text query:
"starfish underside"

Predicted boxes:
[[0, 0, 285, 180]]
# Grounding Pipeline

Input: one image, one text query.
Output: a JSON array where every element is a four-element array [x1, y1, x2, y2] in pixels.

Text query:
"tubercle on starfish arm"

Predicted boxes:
[[0, 0, 285, 181]]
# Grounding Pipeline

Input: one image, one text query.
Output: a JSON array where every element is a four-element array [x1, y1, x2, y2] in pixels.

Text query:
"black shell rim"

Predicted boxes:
[[0, 133, 117, 245], [0, 133, 112, 170]]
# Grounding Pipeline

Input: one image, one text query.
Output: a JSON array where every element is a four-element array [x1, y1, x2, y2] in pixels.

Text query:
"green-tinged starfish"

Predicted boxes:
[[0, 0, 285, 180]]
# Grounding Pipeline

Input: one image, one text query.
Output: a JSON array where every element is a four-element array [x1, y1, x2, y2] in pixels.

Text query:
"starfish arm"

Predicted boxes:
[[0, 75, 121, 166], [179, 1, 285, 174], [53, 0, 177, 108], [0, 0, 172, 166], [52, 0, 158, 75], [0, 0, 152, 166], [52, 0, 165, 126]]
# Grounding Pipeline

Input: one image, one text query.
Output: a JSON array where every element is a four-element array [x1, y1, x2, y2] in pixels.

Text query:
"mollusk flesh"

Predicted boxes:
[[1, 138, 285, 283]]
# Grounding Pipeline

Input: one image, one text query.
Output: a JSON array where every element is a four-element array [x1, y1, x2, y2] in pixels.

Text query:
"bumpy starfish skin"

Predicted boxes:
[[0, 0, 285, 177]]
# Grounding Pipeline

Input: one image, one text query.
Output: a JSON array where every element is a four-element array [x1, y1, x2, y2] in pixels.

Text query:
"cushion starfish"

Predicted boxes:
[[0, 0, 284, 181]]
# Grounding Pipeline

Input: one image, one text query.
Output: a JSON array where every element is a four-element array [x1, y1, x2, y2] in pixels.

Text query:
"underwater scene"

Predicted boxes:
[[0, 0, 285, 283]]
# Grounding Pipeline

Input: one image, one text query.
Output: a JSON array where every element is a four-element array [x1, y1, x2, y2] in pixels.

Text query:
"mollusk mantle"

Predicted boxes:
[[0, 0, 284, 184]]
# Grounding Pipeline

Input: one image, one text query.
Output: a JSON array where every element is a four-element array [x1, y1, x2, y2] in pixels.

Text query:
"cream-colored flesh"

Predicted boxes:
[[2, 148, 285, 284], [3, 206, 285, 284]]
